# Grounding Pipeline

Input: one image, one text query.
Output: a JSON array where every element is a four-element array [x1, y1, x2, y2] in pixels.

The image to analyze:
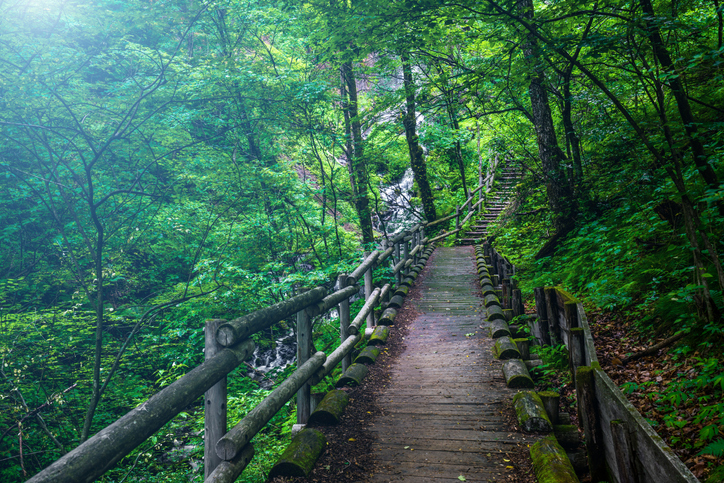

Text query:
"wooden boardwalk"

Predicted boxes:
[[367, 246, 527, 482]]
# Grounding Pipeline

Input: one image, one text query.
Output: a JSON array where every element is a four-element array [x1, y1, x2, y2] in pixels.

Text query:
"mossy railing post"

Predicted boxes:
[[534, 287, 551, 345], [364, 251, 374, 327], [205, 319, 228, 478], [296, 305, 311, 425], [337, 274, 351, 372], [455, 205, 461, 230]]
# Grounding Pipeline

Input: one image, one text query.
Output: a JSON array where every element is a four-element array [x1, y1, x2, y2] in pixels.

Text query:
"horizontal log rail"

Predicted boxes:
[[29, 175, 488, 483]]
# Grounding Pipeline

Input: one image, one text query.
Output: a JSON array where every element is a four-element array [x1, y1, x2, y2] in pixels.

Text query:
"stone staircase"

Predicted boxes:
[[458, 164, 521, 245]]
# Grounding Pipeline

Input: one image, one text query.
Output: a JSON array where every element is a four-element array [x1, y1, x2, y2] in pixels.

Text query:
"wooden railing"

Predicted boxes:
[[27, 180, 489, 483], [483, 239, 698, 483]]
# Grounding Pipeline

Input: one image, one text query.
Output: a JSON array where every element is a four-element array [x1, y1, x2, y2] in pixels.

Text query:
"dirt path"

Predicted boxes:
[[365, 246, 529, 482]]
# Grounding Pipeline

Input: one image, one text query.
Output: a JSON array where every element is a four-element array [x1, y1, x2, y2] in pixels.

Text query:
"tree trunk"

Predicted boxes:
[[638, 0, 720, 191], [518, 0, 574, 237], [401, 56, 437, 222], [341, 62, 374, 245]]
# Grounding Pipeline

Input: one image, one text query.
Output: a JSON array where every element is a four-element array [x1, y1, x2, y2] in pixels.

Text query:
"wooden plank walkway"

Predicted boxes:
[[366, 246, 528, 482]]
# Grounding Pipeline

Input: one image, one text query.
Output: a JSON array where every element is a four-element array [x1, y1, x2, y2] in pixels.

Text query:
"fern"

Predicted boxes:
[[699, 438, 724, 457]]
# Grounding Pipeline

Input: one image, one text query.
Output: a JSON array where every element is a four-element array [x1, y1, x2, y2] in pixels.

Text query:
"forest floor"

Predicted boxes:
[[589, 310, 724, 482], [270, 250, 535, 483]]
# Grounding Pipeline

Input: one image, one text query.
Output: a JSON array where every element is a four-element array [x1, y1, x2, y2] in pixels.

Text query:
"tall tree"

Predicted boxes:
[[517, 0, 574, 257], [401, 55, 437, 221]]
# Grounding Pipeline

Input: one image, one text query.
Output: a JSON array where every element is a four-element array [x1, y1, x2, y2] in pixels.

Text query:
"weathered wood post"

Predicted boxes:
[[544, 287, 561, 345], [337, 274, 351, 372], [420, 224, 425, 242], [611, 419, 640, 483], [534, 287, 551, 346], [296, 304, 311, 426], [205, 319, 227, 478], [393, 239, 402, 286], [412, 230, 419, 265], [456, 205, 461, 230], [501, 279, 511, 309], [402, 233, 410, 276], [564, 302, 580, 374], [512, 289, 523, 317], [364, 252, 374, 327], [576, 366, 606, 482]]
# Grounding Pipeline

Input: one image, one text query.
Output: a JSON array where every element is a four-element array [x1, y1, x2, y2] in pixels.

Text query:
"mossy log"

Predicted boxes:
[[400, 276, 415, 287], [512, 391, 553, 433], [388, 294, 405, 309], [206, 443, 255, 483], [493, 336, 521, 359], [484, 293, 501, 308], [368, 325, 390, 346], [355, 346, 381, 364], [529, 435, 580, 483], [480, 283, 496, 296], [490, 320, 511, 339], [336, 363, 368, 387], [378, 307, 397, 326], [502, 359, 535, 388], [487, 304, 506, 322], [393, 284, 410, 297], [268, 428, 327, 478], [554, 424, 582, 450], [503, 308, 513, 321], [307, 390, 350, 425]]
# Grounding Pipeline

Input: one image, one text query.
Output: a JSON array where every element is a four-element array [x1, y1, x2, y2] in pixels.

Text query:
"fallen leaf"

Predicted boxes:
[[348, 438, 356, 442], [458, 476, 467, 481]]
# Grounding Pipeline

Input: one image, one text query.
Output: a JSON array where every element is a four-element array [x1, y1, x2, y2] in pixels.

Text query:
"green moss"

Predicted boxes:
[[529, 435, 580, 482], [308, 390, 350, 425], [513, 391, 553, 432], [268, 428, 327, 478]]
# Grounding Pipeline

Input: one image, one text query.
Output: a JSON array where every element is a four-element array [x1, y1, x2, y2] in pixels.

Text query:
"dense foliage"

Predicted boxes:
[[1, 0, 723, 480]]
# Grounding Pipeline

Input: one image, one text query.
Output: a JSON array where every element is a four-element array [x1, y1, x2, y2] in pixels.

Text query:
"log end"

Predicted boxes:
[[355, 346, 381, 364], [529, 435, 580, 483], [268, 428, 327, 478], [513, 391, 553, 433], [308, 390, 350, 426], [368, 326, 390, 346], [336, 363, 369, 387]]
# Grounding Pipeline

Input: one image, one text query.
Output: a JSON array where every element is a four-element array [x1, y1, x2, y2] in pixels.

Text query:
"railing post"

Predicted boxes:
[[296, 304, 311, 426], [205, 319, 227, 478], [412, 231, 419, 265], [394, 240, 402, 286], [364, 251, 374, 327], [337, 274, 351, 372], [402, 234, 410, 276], [455, 206, 461, 230]]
